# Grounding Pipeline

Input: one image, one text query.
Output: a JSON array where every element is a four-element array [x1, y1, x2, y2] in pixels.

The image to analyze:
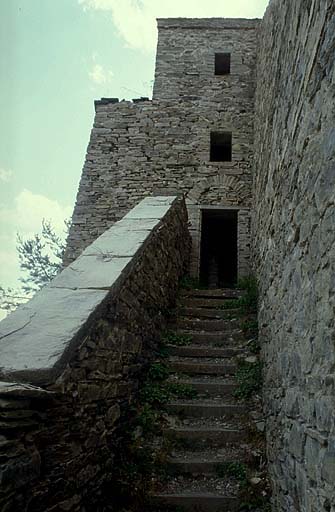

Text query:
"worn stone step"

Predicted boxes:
[[175, 319, 240, 332], [179, 307, 241, 319], [167, 457, 222, 476], [177, 331, 244, 345], [181, 297, 241, 309], [169, 378, 238, 397], [167, 345, 244, 358], [166, 457, 234, 476], [163, 427, 244, 447], [169, 361, 236, 376], [181, 288, 242, 299], [166, 401, 245, 418], [151, 492, 239, 512], [166, 444, 254, 476]]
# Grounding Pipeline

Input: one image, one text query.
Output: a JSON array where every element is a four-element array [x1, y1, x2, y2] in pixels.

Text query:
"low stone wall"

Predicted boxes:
[[253, 1, 335, 511], [0, 196, 190, 511]]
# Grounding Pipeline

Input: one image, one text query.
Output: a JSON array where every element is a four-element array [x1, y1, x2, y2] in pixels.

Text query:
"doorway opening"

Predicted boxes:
[[200, 209, 238, 288]]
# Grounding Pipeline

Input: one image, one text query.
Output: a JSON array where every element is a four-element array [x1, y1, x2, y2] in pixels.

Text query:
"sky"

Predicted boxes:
[[0, 0, 269, 308]]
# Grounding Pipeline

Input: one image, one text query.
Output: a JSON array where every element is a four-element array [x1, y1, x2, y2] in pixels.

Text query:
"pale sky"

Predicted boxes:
[[0, 0, 269, 297]]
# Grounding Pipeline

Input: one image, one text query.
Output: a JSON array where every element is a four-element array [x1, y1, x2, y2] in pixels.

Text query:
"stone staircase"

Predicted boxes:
[[150, 288, 258, 512]]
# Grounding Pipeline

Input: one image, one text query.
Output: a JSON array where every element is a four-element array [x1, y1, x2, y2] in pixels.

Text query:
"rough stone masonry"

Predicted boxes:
[[0, 197, 190, 511], [254, 1, 335, 511], [64, 18, 259, 279], [0, 1, 334, 510]]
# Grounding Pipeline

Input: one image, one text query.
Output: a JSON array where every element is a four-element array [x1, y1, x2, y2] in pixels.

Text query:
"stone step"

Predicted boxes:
[[169, 378, 238, 397], [177, 331, 244, 345], [179, 307, 241, 319], [151, 492, 239, 512], [166, 401, 245, 418], [169, 361, 236, 376], [181, 297, 241, 309], [166, 457, 234, 476], [167, 457, 222, 476], [167, 345, 244, 358], [180, 288, 242, 299], [163, 427, 244, 447], [175, 319, 240, 332]]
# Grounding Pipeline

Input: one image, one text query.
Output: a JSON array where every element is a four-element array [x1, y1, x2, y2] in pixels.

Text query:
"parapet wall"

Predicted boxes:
[[0, 196, 190, 511], [253, 1, 335, 510]]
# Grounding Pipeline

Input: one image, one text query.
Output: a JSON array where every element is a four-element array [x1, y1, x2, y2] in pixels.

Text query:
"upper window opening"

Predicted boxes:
[[210, 132, 232, 162], [215, 53, 231, 75]]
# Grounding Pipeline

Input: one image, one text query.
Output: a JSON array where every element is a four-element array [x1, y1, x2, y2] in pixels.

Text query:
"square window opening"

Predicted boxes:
[[210, 132, 232, 162], [215, 53, 231, 75]]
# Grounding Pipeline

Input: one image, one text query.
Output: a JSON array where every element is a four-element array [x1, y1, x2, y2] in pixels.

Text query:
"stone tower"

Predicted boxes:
[[64, 18, 259, 285]]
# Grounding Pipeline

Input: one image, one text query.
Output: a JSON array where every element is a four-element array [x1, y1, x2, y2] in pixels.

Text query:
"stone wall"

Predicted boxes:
[[0, 196, 190, 511], [253, 1, 335, 510], [64, 19, 259, 279]]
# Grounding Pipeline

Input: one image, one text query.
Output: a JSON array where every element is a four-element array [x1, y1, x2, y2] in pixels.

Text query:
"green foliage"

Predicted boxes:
[[221, 276, 258, 315], [220, 298, 241, 310], [237, 275, 258, 314], [136, 404, 159, 433], [162, 330, 193, 346], [147, 362, 170, 381], [242, 319, 258, 335], [165, 382, 197, 399], [17, 219, 69, 293], [235, 361, 263, 399], [140, 381, 197, 406], [216, 461, 247, 484], [140, 383, 172, 406], [0, 218, 69, 313], [156, 344, 170, 358]]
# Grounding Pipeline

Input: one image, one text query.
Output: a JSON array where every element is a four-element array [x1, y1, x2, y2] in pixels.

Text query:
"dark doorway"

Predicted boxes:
[[200, 209, 238, 288]]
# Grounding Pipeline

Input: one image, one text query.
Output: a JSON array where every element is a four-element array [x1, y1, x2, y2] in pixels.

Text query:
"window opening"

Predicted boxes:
[[215, 53, 231, 75], [210, 131, 232, 162]]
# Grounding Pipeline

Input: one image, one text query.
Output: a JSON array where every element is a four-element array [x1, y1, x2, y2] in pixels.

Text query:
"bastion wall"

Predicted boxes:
[[254, 1, 335, 510]]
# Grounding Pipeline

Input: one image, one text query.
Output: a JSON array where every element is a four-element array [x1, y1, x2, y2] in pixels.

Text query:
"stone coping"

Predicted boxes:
[[0, 196, 178, 385], [157, 18, 261, 30]]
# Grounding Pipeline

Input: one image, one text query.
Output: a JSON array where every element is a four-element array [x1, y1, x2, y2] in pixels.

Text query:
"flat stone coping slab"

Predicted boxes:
[[0, 196, 178, 384]]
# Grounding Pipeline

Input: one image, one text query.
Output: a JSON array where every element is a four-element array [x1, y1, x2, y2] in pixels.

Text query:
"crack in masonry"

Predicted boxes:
[[0, 313, 37, 341]]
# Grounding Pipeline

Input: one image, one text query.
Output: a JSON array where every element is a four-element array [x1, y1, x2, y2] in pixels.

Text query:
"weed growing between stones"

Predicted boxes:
[[216, 461, 248, 484], [140, 381, 196, 406], [235, 361, 263, 400], [107, 349, 198, 511], [220, 298, 241, 309], [147, 361, 170, 381], [162, 330, 193, 346], [226, 275, 271, 511]]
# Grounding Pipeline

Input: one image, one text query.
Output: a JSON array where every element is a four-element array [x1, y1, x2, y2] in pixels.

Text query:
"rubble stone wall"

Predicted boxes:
[[0, 196, 190, 511], [253, 1, 335, 510], [64, 19, 259, 279]]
